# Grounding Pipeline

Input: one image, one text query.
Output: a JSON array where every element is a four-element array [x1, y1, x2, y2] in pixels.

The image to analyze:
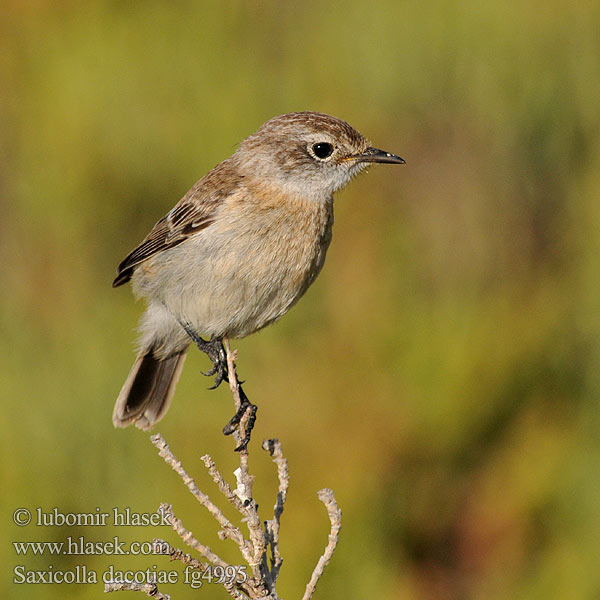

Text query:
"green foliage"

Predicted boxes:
[[2, 1, 600, 598]]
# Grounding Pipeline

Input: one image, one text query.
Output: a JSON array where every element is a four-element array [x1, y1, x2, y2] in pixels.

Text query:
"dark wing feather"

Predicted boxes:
[[113, 158, 242, 287]]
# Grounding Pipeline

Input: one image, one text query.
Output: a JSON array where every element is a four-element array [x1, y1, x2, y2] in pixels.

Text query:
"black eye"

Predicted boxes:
[[311, 142, 333, 159]]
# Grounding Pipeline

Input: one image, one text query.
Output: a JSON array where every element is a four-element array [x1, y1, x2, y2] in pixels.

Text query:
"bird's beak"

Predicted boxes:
[[353, 147, 406, 164]]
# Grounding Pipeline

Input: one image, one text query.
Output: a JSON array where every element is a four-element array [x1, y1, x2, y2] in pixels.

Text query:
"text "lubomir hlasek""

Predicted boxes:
[[34, 507, 168, 527]]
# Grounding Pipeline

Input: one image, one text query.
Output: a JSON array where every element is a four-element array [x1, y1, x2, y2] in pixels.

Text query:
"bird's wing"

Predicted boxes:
[[113, 160, 242, 287]]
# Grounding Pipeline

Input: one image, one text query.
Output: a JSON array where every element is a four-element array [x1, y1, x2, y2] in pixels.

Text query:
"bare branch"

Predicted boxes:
[[224, 340, 267, 575], [301, 488, 342, 600], [151, 434, 245, 547], [114, 345, 342, 600], [222, 582, 252, 600], [159, 502, 230, 568], [152, 538, 209, 571], [262, 438, 289, 582], [224, 339, 254, 470], [201, 453, 246, 512], [104, 581, 170, 599]]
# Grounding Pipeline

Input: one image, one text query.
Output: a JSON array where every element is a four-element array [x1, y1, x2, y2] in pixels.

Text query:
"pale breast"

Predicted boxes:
[[139, 186, 335, 340], [211, 189, 334, 337]]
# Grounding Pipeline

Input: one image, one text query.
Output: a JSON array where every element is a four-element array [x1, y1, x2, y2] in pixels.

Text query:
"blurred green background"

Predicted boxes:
[[2, 1, 600, 598]]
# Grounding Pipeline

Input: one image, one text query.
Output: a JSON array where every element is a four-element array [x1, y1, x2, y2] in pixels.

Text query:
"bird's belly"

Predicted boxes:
[[150, 210, 332, 339]]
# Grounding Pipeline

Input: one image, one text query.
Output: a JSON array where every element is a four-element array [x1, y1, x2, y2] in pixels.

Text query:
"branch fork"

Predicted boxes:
[[105, 343, 342, 599]]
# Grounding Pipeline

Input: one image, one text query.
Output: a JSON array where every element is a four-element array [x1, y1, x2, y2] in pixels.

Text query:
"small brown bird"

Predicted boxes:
[[113, 111, 404, 434]]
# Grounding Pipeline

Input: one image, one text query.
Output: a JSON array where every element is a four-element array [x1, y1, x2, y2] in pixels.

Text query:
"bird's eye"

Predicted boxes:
[[311, 142, 334, 160]]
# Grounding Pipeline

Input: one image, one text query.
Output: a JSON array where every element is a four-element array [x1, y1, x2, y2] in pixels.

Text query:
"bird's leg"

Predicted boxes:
[[222, 339, 258, 452], [180, 322, 228, 389], [179, 325, 257, 451], [222, 381, 258, 452]]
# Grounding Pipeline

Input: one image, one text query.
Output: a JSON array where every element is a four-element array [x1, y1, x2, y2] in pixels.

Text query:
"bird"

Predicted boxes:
[[112, 111, 404, 436]]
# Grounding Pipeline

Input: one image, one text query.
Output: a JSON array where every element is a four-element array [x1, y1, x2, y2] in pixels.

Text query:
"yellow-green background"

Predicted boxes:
[[2, 1, 600, 598]]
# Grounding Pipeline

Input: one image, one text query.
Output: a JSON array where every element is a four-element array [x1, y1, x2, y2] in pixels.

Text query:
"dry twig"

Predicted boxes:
[[105, 343, 342, 599], [104, 581, 170, 599], [302, 489, 343, 600]]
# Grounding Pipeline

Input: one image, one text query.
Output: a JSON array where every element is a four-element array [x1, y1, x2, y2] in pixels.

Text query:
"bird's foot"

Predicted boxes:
[[222, 383, 258, 452], [200, 339, 228, 389], [180, 323, 228, 388], [180, 323, 257, 451]]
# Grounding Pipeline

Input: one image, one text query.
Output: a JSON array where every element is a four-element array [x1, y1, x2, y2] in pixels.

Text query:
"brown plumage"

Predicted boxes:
[[113, 111, 404, 431]]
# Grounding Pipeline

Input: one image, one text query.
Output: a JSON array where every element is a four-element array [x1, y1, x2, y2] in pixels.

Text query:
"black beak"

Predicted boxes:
[[354, 147, 405, 164]]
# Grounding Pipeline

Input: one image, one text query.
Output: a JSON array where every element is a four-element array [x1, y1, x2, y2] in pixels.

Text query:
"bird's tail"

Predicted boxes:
[[112, 345, 188, 430]]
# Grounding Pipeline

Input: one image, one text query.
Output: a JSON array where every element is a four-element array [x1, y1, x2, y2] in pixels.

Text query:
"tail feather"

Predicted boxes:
[[113, 346, 188, 430]]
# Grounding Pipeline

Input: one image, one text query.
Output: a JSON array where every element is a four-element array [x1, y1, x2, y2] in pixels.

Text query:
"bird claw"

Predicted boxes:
[[180, 323, 229, 389], [202, 364, 217, 377], [207, 371, 227, 390], [180, 321, 256, 451], [223, 399, 258, 452], [202, 339, 228, 389]]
